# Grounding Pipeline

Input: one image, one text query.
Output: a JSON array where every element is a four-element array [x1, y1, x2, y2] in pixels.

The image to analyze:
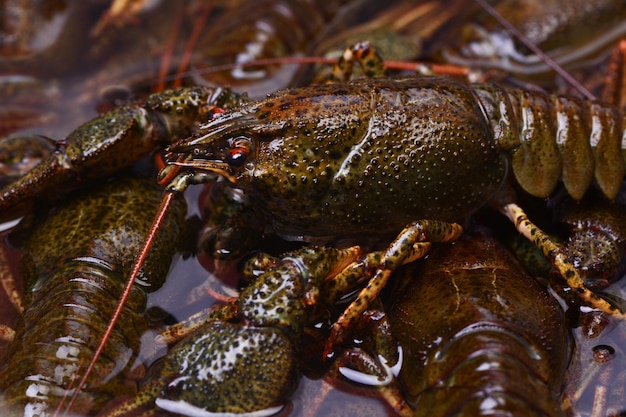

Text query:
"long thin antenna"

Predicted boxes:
[[57, 191, 176, 416]]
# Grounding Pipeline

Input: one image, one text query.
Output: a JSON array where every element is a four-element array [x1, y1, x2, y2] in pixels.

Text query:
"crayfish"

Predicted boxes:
[[0, 174, 187, 416], [2, 1, 626, 414], [154, 44, 626, 356], [325, 231, 572, 417]]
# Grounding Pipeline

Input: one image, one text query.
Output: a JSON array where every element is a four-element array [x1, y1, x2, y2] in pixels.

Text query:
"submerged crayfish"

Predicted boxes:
[[333, 232, 571, 417], [0, 174, 187, 416], [389, 232, 572, 417], [2, 38, 626, 414], [158, 66, 626, 351]]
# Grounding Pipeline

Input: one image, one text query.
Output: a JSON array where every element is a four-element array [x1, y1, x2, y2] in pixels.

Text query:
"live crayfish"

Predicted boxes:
[[0, 174, 187, 416], [155, 58, 626, 354], [3, 41, 626, 416], [330, 231, 572, 417], [392, 232, 569, 417], [0, 83, 243, 416]]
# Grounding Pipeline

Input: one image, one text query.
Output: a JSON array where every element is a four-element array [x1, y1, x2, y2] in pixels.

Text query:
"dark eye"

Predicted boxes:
[[226, 137, 251, 167]]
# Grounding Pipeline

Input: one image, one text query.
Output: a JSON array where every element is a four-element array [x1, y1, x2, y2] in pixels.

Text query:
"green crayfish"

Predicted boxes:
[[159, 63, 626, 350]]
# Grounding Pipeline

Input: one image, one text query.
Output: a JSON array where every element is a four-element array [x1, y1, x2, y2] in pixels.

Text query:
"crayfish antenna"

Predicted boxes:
[[57, 191, 177, 417]]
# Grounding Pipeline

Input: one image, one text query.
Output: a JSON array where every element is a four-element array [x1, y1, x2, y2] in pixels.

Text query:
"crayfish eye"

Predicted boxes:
[[226, 137, 252, 167]]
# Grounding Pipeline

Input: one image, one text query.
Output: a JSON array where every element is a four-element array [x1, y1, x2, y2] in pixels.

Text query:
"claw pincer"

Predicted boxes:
[[0, 86, 239, 219], [99, 246, 361, 416]]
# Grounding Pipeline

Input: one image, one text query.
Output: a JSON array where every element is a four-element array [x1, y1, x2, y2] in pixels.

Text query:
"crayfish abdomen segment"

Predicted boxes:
[[389, 234, 570, 417], [0, 175, 187, 416], [475, 83, 626, 200]]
